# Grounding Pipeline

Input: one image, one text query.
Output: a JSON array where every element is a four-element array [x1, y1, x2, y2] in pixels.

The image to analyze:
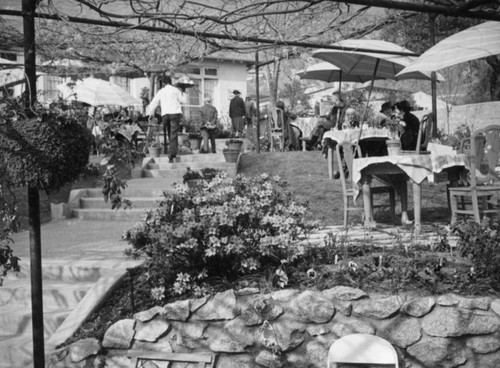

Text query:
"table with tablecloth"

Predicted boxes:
[[289, 117, 328, 150], [323, 128, 392, 179], [352, 153, 469, 233]]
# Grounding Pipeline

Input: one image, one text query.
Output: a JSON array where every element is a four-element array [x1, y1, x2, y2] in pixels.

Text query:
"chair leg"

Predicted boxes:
[[449, 192, 459, 225], [471, 194, 481, 223]]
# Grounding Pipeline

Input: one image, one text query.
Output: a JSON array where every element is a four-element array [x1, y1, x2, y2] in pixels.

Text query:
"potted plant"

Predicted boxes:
[[225, 138, 244, 151], [147, 136, 163, 157], [188, 132, 203, 151], [183, 167, 203, 188], [384, 118, 404, 156], [200, 167, 221, 182]]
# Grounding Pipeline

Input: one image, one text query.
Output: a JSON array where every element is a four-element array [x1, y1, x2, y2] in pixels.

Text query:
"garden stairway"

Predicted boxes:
[[68, 153, 238, 221]]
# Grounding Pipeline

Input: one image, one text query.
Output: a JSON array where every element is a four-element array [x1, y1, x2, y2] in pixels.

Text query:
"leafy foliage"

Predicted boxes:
[[454, 219, 500, 288], [102, 165, 131, 210], [123, 173, 317, 301], [0, 98, 92, 193]]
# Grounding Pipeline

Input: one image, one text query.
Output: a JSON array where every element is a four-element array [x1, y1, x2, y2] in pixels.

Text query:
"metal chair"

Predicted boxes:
[[269, 109, 285, 151], [327, 334, 399, 368], [416, 113, 433, 154], [449, 124, 500, 224], [336, 142, 396, 228]]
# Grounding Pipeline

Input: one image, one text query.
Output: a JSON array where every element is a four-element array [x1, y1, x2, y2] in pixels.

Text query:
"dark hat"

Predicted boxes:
[[394, 100, 412, 112], [233, 90, 241, 95], [380, 101, 393, 113]]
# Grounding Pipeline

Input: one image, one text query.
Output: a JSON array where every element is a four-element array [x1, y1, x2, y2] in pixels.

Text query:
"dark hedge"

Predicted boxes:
[[0, 111, 92, 193]]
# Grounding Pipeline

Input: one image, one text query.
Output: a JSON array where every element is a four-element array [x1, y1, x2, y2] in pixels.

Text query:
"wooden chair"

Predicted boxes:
[[127, 350, 215, 368], [416, 113, 433, 154], [327, 334, 399, 368], [269, 109, 285, 151], [449, 124, 500, 224], [336, 142, 396, 228]]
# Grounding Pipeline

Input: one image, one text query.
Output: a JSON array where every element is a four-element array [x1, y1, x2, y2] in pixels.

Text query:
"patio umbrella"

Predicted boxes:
[[57, 78, 141, 107], [397, 21, 500, 76], [312, 39, 441, 130]]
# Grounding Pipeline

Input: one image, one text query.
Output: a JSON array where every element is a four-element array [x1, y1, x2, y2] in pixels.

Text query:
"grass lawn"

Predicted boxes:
[[238, 151, 451, 227]]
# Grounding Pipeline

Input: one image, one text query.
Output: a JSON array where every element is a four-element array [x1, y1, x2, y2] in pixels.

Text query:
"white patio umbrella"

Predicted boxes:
[[397, 21, 500, 76], [57, 78, 141, 106], [312, 39, 443, 128], [312, 39, 439, 82]]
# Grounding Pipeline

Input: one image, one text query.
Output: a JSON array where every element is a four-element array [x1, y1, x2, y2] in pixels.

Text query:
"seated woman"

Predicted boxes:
[[342, 108, 360, 129], [307, 90, 346, 150], [394, 100, 420, 151]]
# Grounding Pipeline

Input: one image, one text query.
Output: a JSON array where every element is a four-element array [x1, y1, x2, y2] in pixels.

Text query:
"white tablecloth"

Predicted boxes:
[[352, 154, 469, 185], [290, 117, 324, 138], [323, 128, 391, 145]]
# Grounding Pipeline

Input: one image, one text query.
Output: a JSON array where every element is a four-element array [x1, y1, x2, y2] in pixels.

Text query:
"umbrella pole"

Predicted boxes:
[[358, 58, 380, 142]]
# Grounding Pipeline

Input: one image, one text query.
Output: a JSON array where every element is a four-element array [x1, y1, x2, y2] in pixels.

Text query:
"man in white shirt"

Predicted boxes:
[[147, 75, 187, 162]]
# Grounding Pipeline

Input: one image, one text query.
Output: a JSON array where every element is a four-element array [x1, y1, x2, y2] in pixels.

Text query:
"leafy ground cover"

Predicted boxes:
[[62, 151, 500, 346]]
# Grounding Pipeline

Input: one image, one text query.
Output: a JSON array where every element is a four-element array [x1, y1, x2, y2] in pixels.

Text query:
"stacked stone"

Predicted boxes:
[[48, 288, 500, 368]]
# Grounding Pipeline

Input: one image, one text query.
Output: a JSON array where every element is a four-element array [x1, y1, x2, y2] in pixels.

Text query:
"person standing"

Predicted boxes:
[[147, 75, 187, 162], [199, 97, 218, 153], [229, 90, 246, 137], [244, 96, 257, 128]]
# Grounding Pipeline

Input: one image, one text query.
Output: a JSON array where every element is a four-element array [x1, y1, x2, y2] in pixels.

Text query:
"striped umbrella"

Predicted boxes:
[[397, 21, 500, 76], [57, 78, 141, 107]]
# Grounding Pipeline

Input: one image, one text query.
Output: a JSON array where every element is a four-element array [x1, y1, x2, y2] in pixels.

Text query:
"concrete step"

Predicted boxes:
[[4, 260, 109, 283], [72, 208, 148, 221], [0, 280, 94, 309], [154, 153, 227, 163], [0, 305, 73, 337], [81, 187, 167, 198], [0, 335, 36, 368], [80, 197, 160, 209], [143, 164, 237, 179]]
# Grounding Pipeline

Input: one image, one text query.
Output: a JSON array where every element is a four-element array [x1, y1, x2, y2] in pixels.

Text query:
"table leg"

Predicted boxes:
[[328, 148, 334, 180], [362, 177, 376, 228], [397, 178, 411, 225], [412, 182, 421, 235]]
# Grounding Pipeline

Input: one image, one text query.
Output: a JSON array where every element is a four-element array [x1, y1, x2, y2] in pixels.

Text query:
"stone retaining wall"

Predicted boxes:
[[49, 287, 500, 368]]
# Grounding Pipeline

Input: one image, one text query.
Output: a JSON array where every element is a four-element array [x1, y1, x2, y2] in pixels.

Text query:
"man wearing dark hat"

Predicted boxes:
[[229, 90, 246, 136]]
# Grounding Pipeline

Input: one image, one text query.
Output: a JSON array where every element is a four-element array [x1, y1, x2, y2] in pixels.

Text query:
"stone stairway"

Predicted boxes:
[[0, 257, 141, 368], [68, 153, 238, 221]]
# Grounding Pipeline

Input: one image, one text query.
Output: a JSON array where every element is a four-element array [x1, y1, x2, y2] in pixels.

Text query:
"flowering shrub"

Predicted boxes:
[[123, 173, 317, 300]]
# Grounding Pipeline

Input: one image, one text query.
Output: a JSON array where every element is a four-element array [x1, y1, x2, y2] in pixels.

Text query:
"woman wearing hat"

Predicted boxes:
[[394, 100, 420, 151]]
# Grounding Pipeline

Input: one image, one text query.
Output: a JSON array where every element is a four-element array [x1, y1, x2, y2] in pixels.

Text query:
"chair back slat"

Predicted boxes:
[[336, 142, 362, 193], [470, 124, 500, 186]]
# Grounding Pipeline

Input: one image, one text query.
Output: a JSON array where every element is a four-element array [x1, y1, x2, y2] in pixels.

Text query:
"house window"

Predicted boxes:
[[182, 67, 218, 120], [205, 68, 217, 76], [0, 52, 16, 61], [113, 76, 130, 92], [44, 75, 64, 103]]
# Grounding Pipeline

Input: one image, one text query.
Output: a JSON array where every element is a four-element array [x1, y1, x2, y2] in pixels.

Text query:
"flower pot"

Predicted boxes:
[[225, 140, 243, 152], [386, 139, 401, 156], [190, 137, 202, 150], [178, 133, 189, 147], [223, 149, 240, 163], [148, 146, 162, 157]]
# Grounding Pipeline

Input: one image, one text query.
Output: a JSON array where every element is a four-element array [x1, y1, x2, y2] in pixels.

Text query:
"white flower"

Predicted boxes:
[[307, 268, 317, 279]]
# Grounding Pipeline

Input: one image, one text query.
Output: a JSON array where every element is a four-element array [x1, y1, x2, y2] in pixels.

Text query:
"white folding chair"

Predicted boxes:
[[327, 334, 399, 368]]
